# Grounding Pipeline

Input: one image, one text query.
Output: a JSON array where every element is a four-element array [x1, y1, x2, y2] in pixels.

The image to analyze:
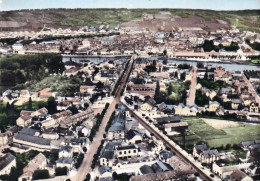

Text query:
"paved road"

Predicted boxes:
[[187, 67, 197, 106], [70, 55, 136, 181]]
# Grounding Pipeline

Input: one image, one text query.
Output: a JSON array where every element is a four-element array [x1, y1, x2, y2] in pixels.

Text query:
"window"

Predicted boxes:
[[129, 150, 131, 153], [124, 151, 126, 154], [133, 150, 136, 153], [119, 151, 122, 155]]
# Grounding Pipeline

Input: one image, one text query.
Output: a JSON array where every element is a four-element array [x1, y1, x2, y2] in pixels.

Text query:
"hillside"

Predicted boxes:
[[0, 9, 259, 32]]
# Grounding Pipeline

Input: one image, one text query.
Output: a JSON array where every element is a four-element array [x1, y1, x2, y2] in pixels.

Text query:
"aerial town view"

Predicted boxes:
[[0, 0, 260, 181]]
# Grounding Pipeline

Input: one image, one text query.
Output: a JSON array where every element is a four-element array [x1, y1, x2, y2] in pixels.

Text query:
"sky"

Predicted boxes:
[[0, 0, 259, 11]]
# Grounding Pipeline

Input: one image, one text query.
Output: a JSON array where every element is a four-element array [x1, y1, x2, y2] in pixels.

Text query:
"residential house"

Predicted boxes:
[[115, 144, 139, 159], [175, 103, 198, 116], [59, 146, 73, 158], [212, 163, 253, 181], [18, 153, 47, 181], [98, 166, 113, 179], [250, 102, 259, 113], [56, 157, 74, 170], [208, 101, 220, 112], [107, 113, 125, 141], [125, 129, 143, 144], [163, 122, 188, 136], [0, 153, 16, 176]]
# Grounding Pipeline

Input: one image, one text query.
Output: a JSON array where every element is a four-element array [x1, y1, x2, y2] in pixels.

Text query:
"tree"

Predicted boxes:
[[28, 97, 32, 110], [32, 170, 49, 180], [67, 105, 78, 115], [204, 69, 208, 80], [85, 173, 91, 181], [153, 60, 157, 66], [168, 83, 173, 96], [83, 147, 87, 153], [47, 96, 57, 114], [84, 102, 89, 109], [174, 71, 178, 78], [197, 62, 204, 68], [163, 50, 167, 56], [96, 81, 104, 89], [55, 167, 67, 176], [154, 81, 161, 103], [180, 72, 186, 80], [112, 172, 118, 180]]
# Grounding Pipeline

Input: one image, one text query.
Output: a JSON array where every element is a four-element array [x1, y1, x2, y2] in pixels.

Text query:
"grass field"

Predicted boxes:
[[172, 117, 260, 149]]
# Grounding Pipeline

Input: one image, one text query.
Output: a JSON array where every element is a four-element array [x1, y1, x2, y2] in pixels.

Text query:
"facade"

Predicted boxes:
[[115, 145, 139, 159], [19, 153, 47, 181], [193, 144, 219, 164], [59, 146, 73, 158], [208, 101, 220, 112], [0, 153, 16, 176], [107, 113, 125, 141], [212, 163, 253, 181]]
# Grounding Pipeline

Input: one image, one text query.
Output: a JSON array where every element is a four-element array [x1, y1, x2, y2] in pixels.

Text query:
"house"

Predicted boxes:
[[16, 107, 48, 127], [185, 71, 193, 81], [0, 153, 16, 176], [107, 113, 125, 141], [231, 99, 242, 110], [56, 157, 74, 170], [80, 85, 96, 93], [193, 144, 208, 158], [13, 128, 51, 150], [193, 144, 219, 163], [250, 102, 259, 113], [12, 43, 25, 54], [0, 131, 13, 146], [98, 166, 113, 178], [115, 144, 139, 159], [59, 146, 73, 158], [127, 82, 166, 97], [175, 103, 198, 116], [208, 101, 220, 112], [151, 161, 173, 173], [35, 88, 56, 100], [139, 161, 173, 175], [100, 142, 121, 167], [212, 163, 253, 181], [18, 153, 47, 181], [159, 150, 174, 162], [140, 102, 153, 111], [198, 149, 219, 163], [163, 122, 188, 136], [125, 129, 142, 144]]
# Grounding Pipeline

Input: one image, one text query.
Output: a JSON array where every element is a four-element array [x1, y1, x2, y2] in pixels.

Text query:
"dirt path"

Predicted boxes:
[[187, 67, 197, 106]]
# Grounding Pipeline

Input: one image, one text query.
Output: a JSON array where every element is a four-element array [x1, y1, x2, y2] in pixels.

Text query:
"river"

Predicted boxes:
[[62, 55, 260, 72]]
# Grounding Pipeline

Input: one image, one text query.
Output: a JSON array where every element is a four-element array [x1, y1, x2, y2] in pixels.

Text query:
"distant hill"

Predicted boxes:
[[0, 8, 259, 32]]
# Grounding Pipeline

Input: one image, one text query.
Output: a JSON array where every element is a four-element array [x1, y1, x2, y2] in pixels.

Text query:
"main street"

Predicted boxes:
[[70, 55, 136, 181]]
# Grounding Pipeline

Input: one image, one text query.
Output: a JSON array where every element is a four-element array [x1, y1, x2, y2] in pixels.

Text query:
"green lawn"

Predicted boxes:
[[172, 117, 260, 149], [251, 59, 260, 64]]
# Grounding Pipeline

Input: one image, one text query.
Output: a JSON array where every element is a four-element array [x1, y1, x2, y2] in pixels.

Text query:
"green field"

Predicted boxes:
[[172, 117, 260, 149]]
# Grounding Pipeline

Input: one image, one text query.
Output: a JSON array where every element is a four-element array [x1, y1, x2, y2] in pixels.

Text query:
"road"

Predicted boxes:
[[187, 67, 197, 106], [70, 55, 136, 181]]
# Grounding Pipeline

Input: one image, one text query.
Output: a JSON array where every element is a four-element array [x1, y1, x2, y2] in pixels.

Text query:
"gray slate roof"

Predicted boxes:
[[0, 153, 16, 171]]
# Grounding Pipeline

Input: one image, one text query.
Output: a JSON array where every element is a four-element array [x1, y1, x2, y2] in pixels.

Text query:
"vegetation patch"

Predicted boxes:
[[172, 117, 260, 150]]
